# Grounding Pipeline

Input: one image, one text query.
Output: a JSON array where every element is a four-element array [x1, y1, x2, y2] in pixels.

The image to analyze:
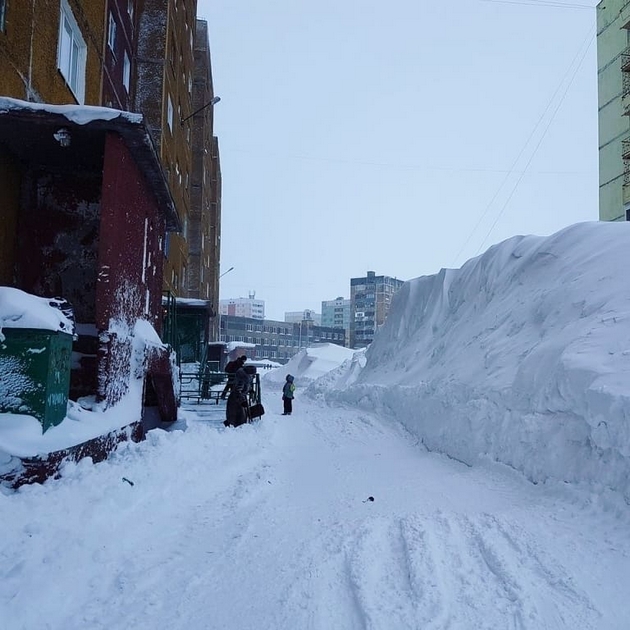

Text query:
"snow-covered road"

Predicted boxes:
[[2, 393, 629, 630]]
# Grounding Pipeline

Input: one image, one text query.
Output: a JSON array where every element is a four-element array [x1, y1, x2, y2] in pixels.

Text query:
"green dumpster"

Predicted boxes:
[[0, 328, 73, 433]]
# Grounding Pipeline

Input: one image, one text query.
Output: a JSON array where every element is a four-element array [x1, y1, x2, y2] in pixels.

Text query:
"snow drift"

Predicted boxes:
[[263, 343, 356, 386], [320, 222, 630, 499]]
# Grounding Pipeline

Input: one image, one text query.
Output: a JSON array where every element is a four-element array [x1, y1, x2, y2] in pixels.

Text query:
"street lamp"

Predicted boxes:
[[217, 266, 234, 341], [181, 96, 221, 125]]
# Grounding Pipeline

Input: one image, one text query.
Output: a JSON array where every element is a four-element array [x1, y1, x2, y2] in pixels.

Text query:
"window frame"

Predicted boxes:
[[57, 0, 87, 103], [122, 50, 130, 91], [167, 94, 174, 131], [107, 12, 116, 52], [0, 0, 7, 32]]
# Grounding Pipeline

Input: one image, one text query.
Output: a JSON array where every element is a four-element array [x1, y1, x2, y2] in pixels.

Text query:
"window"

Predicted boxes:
[[123, 51, 130, 91], [0, 0, 6, 32], [108, 13, 116, 52], [167, 94, 173, 130], [164, 233, 170, 257], [57, 0, 87, 103]]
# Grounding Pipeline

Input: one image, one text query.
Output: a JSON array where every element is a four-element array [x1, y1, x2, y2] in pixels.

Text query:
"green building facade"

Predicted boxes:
[[597, 1, 630, 221]]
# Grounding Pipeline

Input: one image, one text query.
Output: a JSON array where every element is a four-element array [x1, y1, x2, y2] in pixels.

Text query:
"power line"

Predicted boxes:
[[452, 26, 595, 266], [473, 29, 595, 258], [226, 146, 590, 176], [481, 0, 595, 9]]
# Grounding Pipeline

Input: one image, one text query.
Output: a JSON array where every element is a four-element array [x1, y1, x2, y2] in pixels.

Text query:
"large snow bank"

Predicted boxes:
[[319, 222, 630, 499]]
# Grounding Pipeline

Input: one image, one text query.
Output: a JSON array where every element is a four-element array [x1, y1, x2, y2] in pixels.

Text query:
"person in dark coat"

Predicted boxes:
[[282, 374, 295, 415], [220, 355, 247, 399], [224, 364, 253, 427]]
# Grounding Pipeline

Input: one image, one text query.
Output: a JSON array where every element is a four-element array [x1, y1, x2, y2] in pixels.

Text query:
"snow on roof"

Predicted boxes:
[[175, 298, 211, 306], [226, 341, 256, 352], [0, 287, 75, 341], [0, 96, 142, 125]]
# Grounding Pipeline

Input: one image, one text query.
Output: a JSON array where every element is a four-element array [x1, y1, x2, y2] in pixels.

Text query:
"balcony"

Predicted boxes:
[[622, 72, 630, 115], [623, 138, 630, 201]]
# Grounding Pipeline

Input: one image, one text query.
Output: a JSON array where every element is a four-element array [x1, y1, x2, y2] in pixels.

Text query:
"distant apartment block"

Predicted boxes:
[[284, 309, 321, 325], [220, 296, 265, 320], [321, 297, 350, 345], [597, 1, 630, 220], [220, 315, 345, 363], [350, 271, 404, 349]]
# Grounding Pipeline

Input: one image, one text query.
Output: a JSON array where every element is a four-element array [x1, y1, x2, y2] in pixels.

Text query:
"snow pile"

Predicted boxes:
[[263, 343, 356, 386], [0, 319, 164, 466], [306, 348, 367, 398], [0, 287, 75, 340], [320, 222, 630, 499]]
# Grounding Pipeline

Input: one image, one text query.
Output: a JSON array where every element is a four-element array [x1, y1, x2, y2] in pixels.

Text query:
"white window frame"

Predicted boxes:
[[108, 13, 116, 52], [122, 51, 130, 91], [57, 0, 87, 104], [167, 94, 174, 131]]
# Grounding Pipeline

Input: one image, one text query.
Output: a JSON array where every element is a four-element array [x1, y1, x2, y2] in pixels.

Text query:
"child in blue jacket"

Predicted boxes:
[[282, 374, 295, 415]]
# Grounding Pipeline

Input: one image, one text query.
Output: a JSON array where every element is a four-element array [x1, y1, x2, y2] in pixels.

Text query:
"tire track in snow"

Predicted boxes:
[[342, 516, 446, 630], [289, 508, 603, 630], [471, 514, 601, 629], [422, 511, 602, 630]]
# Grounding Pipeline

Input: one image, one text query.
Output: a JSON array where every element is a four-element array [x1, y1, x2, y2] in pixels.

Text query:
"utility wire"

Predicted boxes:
[[481, 0, 595, 9], [451, 26, 595, 267], [227, 146, 589, 176], [473, 29, 595, 258]]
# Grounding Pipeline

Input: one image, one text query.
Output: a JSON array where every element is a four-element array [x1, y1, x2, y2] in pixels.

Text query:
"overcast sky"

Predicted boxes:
[[197, 0, 598, 321]]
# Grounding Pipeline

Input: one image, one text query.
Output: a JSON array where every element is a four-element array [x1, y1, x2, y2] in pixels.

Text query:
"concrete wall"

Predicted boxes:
[[102, 0, 136, 110], [0, 150, 20, 286], [16, 165, 102, 323], [98, 132, 165, 332], [135, 0, 199, 299], [97, 132, 166, 406]]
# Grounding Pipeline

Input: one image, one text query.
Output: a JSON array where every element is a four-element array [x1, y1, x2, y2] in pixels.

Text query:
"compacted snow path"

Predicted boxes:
[[2, 393, 630, 630]]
